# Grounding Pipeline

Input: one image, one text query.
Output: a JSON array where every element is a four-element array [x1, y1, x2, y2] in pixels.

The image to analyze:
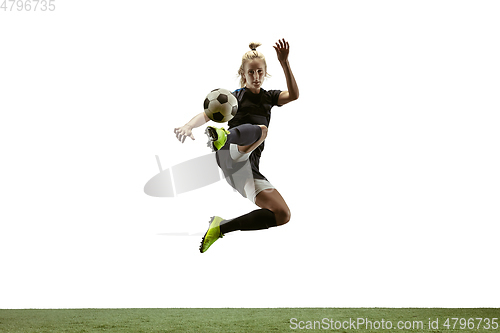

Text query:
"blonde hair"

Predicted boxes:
[[238, 42, 271, 88]]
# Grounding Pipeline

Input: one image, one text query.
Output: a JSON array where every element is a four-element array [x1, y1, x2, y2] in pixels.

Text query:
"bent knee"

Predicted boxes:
[[258, 125, 268, 138], [275, 207, 291, 226]]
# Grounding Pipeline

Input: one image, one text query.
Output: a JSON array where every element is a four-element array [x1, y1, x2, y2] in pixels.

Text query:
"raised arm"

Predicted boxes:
[[273, 39, 299, 105], [174, 112, 210, 143]]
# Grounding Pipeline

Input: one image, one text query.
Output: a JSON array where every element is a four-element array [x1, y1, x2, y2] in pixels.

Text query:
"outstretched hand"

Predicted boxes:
[[273, 38, 290, 64], [174, 125, 195, 143]]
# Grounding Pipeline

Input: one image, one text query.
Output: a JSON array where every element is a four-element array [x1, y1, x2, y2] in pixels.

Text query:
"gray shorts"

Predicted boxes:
[[226, 144, 275, 203]]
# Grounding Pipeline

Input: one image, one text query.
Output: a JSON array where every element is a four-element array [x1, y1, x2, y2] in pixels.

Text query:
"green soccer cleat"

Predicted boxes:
[[205, 126, 230, 151], [199, 216, 224, 253]]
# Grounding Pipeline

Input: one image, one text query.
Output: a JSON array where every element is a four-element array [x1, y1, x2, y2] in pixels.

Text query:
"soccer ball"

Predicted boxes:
[[204, 88, 238, 123]]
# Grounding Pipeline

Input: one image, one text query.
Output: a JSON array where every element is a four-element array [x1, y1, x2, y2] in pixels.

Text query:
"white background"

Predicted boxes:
[[1, 0, 499, 308]]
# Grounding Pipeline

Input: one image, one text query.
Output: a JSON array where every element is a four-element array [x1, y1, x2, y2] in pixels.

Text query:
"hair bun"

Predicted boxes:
[[249, 42, 262, 51]]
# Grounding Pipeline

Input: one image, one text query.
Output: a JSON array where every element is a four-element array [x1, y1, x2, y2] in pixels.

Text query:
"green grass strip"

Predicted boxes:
[[0, 308, 498, 332]]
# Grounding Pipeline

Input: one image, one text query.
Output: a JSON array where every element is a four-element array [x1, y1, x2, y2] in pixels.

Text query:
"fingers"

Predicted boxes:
[[174, 127, 185, 143], [275, 38, 289, 50], [173, 127, 195, 143]]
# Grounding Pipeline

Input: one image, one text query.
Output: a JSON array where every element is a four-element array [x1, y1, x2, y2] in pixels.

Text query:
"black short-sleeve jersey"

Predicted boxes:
[[229, 88, 282, 129]]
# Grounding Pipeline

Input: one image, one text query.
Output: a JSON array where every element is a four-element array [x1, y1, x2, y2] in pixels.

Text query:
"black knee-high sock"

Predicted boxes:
[[227, 124, 262, 146], [220, 209, 277, 234]]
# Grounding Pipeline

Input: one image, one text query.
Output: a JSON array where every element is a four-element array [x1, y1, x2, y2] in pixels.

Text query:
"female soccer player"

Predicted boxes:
[[174, 38, 299, 253]]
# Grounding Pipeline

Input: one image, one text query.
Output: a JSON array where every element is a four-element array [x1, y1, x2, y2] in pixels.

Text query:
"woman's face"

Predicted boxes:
[[244, 58, 266, 93]]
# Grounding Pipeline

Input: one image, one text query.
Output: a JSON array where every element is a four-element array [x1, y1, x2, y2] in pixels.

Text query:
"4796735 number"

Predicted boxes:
[[443, 318, 498, 330], [1, 0, 55, 11]]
